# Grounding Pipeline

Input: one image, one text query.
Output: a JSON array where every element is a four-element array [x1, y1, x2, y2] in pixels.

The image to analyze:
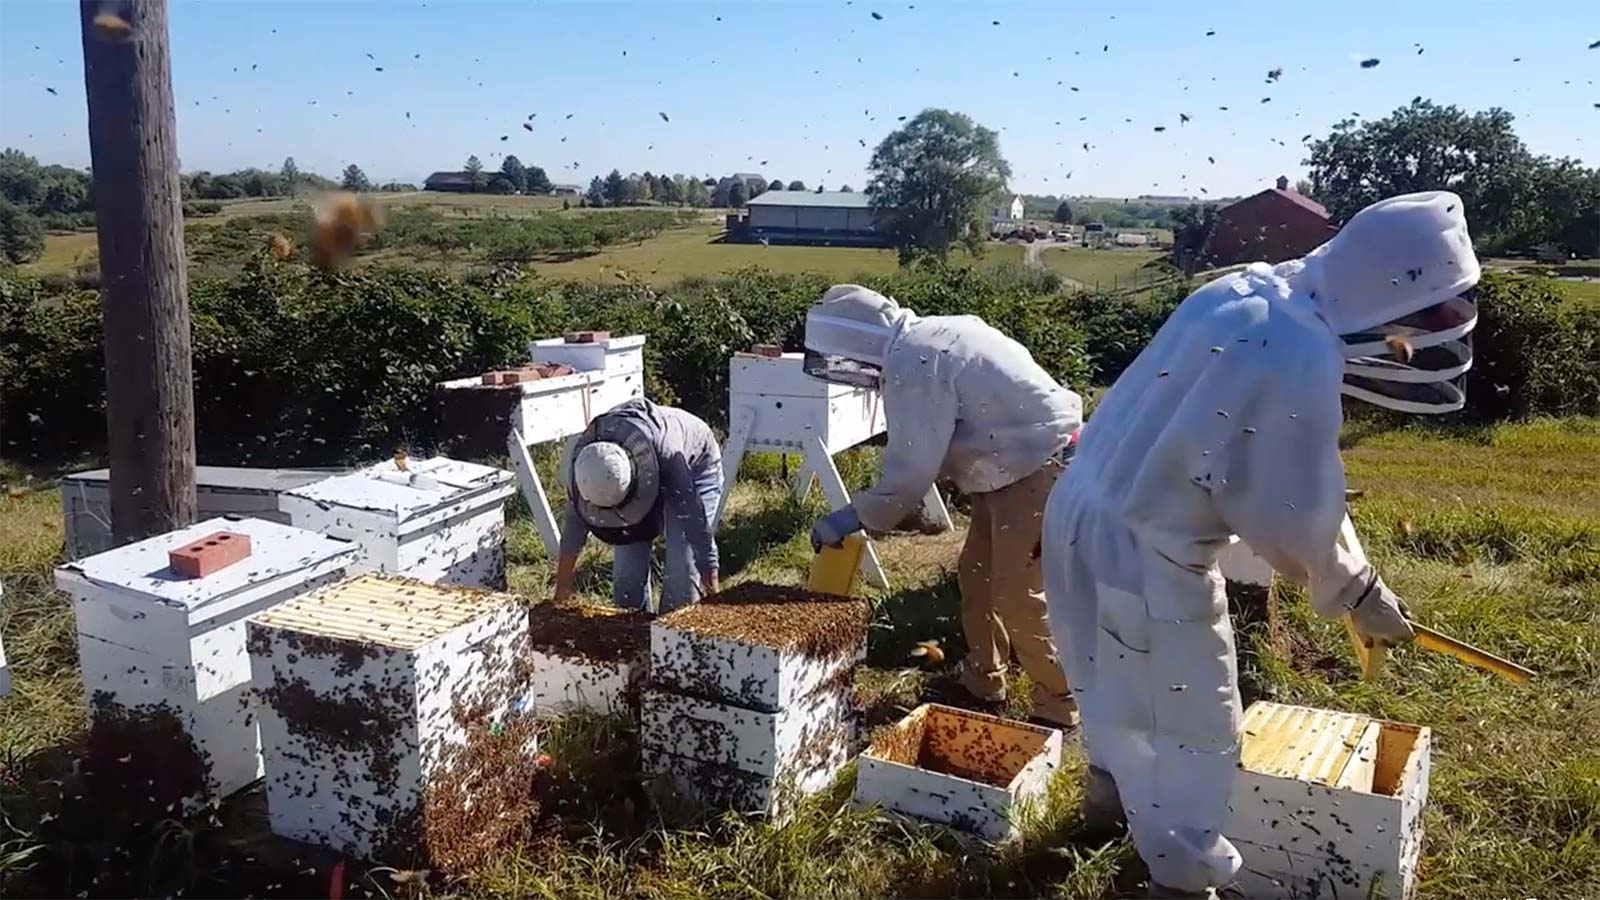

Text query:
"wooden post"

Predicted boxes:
[[79, 0, 196, 543]]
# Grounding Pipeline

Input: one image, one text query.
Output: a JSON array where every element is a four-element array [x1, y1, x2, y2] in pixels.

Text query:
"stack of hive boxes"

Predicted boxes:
[[642, 584, 868, 816], [523, 603, 651, 717], [246, 574, 540, 872]]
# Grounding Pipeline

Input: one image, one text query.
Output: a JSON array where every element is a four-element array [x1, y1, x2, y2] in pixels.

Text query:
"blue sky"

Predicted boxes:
[[1, 0, 1595, 197]]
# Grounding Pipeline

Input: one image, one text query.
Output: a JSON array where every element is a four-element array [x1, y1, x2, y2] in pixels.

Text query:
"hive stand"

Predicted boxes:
[[437, 334, 646, 560], [715, 352, 951, 590]]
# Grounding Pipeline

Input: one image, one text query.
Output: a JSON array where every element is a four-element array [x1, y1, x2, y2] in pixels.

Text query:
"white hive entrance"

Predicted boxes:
[[247, 575, 540, 871], [644, 583, 867, 817]]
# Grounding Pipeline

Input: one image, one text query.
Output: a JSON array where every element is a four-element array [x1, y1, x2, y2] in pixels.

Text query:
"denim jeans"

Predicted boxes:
[[612, 459, 723, 614]]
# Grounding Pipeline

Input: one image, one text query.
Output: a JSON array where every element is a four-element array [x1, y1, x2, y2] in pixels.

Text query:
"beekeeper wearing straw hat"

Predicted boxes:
[[553, 398, 723, 614], [1042, 191, 1479, 897], [802, 284, 1084, 727]]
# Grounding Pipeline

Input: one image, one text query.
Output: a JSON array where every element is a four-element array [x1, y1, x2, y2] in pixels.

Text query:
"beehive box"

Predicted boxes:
[[1225, 701, 1432, 899], [529, 333, 646, 413], [641, 730, 852, 819], [247, 575, 541, 868], [727, 352, 881, 452], [0, 580, 9, 698], [640, 682, 853, 777], [649, 583, 869, 712], [61, 466, 338, 560], [854, 704, 1063, 842], [53, 517, 358, 800], [524, 603, 650, 716], [278, 456, 516, 589]]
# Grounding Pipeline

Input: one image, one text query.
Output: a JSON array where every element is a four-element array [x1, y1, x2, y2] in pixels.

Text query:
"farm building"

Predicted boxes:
[[424, 171, 478, 193], [1201, 176, 1336, 267], [550, 184, 583, 196], [1113, 232, 1151, 247], [989, 194, 1024, 226], [742, 190, 887, 247]]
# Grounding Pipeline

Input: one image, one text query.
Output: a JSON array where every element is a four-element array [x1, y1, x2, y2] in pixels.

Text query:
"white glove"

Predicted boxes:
[[1348, 572, 1416, 647]]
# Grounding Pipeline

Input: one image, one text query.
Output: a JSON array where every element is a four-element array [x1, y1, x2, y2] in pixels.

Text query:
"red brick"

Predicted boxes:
[[169, 532, 252, 578], [753, 344, 784, 358], [563, 331, 610, 344]]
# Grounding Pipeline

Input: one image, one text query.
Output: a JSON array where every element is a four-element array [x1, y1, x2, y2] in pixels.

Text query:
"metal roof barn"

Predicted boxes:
[[743, 191, 888, 247]]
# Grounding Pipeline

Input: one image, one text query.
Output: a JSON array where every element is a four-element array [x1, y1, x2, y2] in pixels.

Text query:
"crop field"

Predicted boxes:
[[1, 418, 1596, 898]]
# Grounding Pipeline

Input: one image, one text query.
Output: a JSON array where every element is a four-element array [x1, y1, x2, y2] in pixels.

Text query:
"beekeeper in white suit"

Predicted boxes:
[[1042, 191, 1479, 897], [804, 285, 1084, 727]]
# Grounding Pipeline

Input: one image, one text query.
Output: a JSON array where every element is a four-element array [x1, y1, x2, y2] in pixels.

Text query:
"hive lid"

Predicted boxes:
[[653, 582, 869, 656], [250, 574, 519, 650], [1239, 701, 1380, 788], [55, 516, 356, 610], [62, 465, 339, 493], [280, 456, 514, 521]]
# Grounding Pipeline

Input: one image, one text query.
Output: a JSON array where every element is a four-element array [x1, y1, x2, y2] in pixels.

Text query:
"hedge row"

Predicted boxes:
[[1, 261, 1593, 467]]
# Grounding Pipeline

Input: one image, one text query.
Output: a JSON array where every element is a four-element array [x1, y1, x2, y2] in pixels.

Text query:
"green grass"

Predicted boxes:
[[1553, 278, 1600, 308], [526, 224, 903, 284], [2, 419, 1597, 897], [1035, 247, 1164, 288]]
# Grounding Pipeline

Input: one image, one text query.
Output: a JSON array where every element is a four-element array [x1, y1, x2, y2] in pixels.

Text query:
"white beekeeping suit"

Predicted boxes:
[[1042, 192, 1479, 894], [805, 285, 1085, 726]]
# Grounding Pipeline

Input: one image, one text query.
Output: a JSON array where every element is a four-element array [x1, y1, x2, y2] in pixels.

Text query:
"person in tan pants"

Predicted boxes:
[[958, 457, 1076, 725], [801, 284, 1083, 728]]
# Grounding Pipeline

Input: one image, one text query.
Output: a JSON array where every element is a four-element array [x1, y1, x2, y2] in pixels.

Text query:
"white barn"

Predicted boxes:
[[989, 194, 1024, 226]]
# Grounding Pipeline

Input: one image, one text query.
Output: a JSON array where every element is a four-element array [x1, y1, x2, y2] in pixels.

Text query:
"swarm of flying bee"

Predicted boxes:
[[311, 192, 380, 268]]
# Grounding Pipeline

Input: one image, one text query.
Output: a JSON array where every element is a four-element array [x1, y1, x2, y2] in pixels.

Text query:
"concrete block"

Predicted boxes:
[[54, 517, 357, 800], [523, 603, 650, 716], [854, 704, 1062, 842], [247, 575, 540, 869], [278, 456, 515, 589], [1225, 701, 1431, 899], [648, 584, 868, 712]]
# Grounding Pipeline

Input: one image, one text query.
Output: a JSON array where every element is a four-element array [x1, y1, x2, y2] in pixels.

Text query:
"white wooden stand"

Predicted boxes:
[[438, 335, 645, 559], [715, 352, 951, 591]]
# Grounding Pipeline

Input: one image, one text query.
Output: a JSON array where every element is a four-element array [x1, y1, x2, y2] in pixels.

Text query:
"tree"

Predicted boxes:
[[586, 175, 606, 207], [1171, 203, 1219, 272], [0, 199, 45, 263], [866, 108, 1011, 260], [1292, 178, 1313, 197], [727, 178, 749, 208], [839, 184, 854, 192], [525, 165, 552, 194], [787, 180, 806, 191], [600, 169, 627, 206], [769, 179, 785, 193], [682, 177, 710, 208], [500, 155, 527, 193], [341, 164, 371, 192], [280, 156, 299, 194], [487, 174, 516, 194], [464, 154, 485, 191], [1053, 200, 1073, 224]]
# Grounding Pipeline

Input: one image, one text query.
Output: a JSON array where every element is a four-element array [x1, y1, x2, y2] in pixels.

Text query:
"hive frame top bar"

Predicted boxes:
[[251, 574, 520, 650]]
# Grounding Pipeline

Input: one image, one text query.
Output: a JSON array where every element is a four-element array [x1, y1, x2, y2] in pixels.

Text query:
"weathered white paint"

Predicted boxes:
[[0, 580, 10, 698], [717, 352, 953, 589], [649, 615, 863, 712], [247, 576, 533, 859], [60, 466, 337, 560], [278, 456, 515, 590], [640, 685, 852, 777], [640, 736, 850, 820], [53, 516, 357, 797], [523, 651, 641, 716], [1226, 701, 1432, 899], [854, 704, 1063, 842]]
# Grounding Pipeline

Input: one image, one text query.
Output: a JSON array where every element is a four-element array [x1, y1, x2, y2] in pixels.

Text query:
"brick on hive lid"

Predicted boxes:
[[168, 531, 252, 578], [246, 574, 538, 869], [563, 330, 610, 344]]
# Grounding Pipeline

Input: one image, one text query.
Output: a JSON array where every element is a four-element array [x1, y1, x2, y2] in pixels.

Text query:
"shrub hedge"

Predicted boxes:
[[0, 262, 1591, 467]]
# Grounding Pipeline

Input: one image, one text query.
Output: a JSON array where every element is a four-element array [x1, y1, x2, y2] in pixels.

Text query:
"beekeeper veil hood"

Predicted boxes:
[[1296, 191, 1481, 413], [803, 284, 918, 387]]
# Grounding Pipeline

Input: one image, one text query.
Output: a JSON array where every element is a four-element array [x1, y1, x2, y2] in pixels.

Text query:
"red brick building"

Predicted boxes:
[[1202, 176, 1336, 267]]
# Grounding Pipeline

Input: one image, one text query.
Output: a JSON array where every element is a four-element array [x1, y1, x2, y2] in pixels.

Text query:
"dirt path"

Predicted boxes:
[[1021, 240, 1088, 290]]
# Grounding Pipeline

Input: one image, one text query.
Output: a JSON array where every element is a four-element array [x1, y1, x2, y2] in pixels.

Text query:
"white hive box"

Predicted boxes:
[[640, 682, 852, 778], [1226, 701, 1432, 899], [529, 333, 646, 414], [854, 704, 1062, 842], [247, 575, 539, 867], [523, 603, 650, 716], [53, 516, 358, 799], [648, 583, 868, 712], [278, 456, 515, 589], [61, 466, 337, 560], [0, 580, 9, 698], [727, 352, 880, 452], [641, 732, 852, 819]]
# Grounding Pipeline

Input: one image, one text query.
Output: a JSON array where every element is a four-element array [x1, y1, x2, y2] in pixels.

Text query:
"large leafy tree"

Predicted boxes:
[[866, 109, 1011, 260], [280, 157, 300, 194], [727, 178, 749, 208], [603, 169, 628, 206], [463, 155, 485, 191], [524, 165, 552, 194], [1053, 200, 1073, 224], [787, 180, 806, 192], [341, 164, 371, 192], [585, 176, 606, 207], [500, 155, 527, 193]]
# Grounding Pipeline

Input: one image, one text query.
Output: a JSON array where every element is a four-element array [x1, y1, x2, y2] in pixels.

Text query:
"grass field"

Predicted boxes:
[[1035, 246, 1165, 289], [528, 224, 902, 284], [2, 418, 1597, 898]]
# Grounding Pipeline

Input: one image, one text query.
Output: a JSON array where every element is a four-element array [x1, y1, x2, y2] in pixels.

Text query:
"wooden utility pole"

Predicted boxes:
[[79, 0, 196, 543]]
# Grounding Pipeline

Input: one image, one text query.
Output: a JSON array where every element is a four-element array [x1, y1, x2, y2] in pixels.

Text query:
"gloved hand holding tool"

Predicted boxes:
[[810, 506, 862, 553]]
